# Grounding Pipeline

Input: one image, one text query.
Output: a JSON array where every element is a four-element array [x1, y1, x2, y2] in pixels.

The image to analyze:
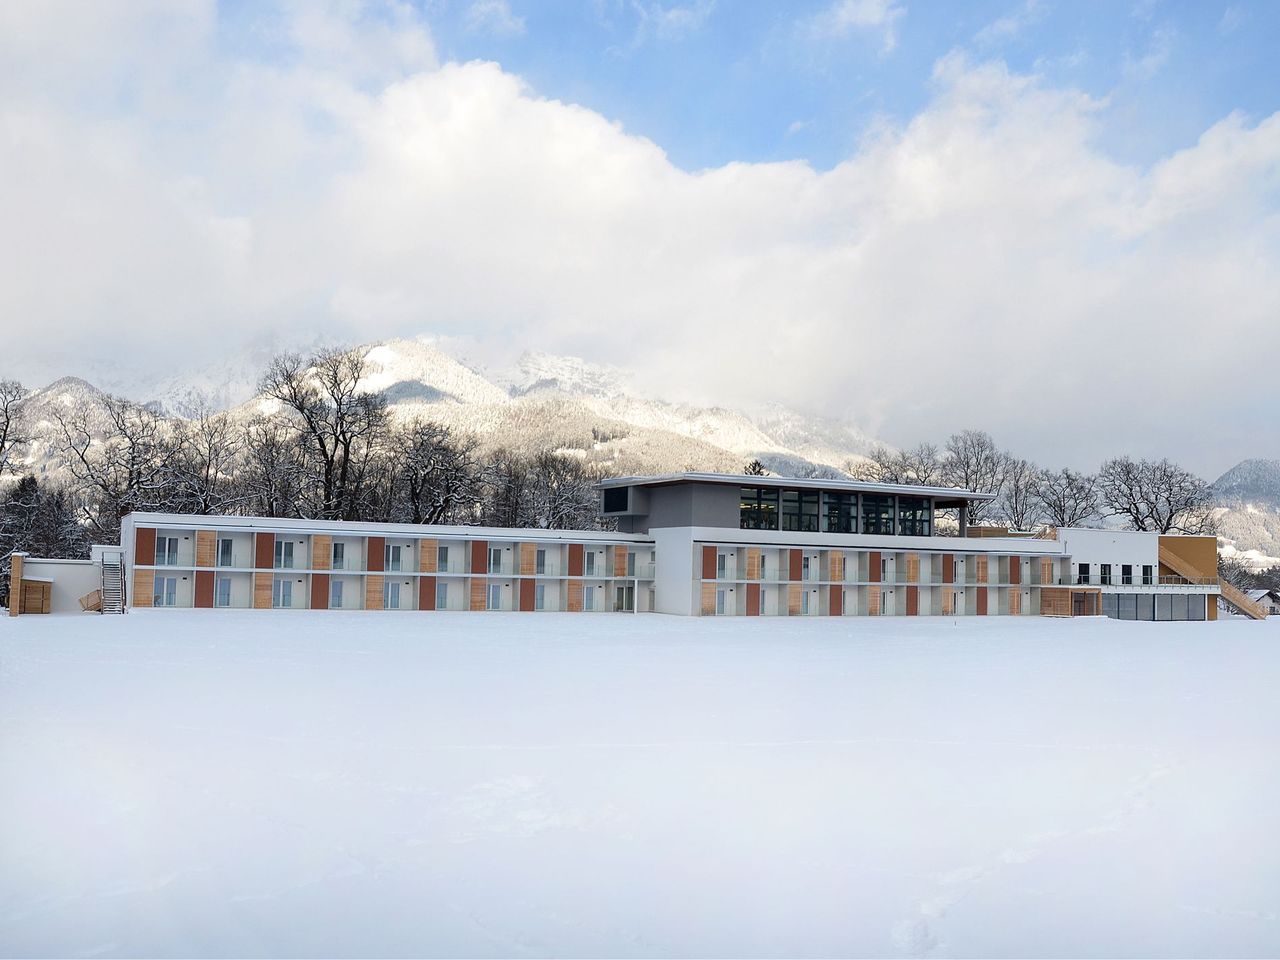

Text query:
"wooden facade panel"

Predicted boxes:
[[566, 579, 583, 612], [975, 555, 989, 584], [20, 580, 51, 614], [702, 544, 717, 580], [519, 543, 536, 576], [253, 572, 272, 609], [941, 588, 955, 615], [568, 544, 584, 577], [700, 582, 716, 616], [789, 549, 802, 582], [905, 553, 920, 584], [519, 578, 535, 612], [1009, 556, 1021, 585], [419, 576, 436, 611], [787, 584, 802, 615], [868, 551, 881, 583], [195, 530, 216, 568], [367, 537, 385, 573], [419, 539, 437, 573], [613, 546, 629, 577], [746, 582, 760, 616], [1009, 588, 1022, 616], [133, 569, 154, 608], [312, 535, 332, 571], [254, 532, 274, 570], [906, 585, 919, 616], [867, 585, 881, 616], [468, 578, 486, 611], [975, 587, 989, 616], [1040, 556, 1055, 585], [309, 573, 328, 609], [745, 548, 761, 580], [830, 585, 843, 616], [366, 575, 385, 611], [942, 553, 955, 584], [135, 527, 156, 566], [1040, 587, 1069, 617], [829, 551, 845, 582], [194, 570, 214, 608]]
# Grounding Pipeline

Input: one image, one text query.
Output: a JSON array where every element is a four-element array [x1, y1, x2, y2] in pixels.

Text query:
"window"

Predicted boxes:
[[332, 542, 345, 570], [602, 487, 628, 513], [215, 577, 231, 608], [1077, 563, 1090, 585], [154, 576, 177, 606], [437, 545, 449, 571], [217, 538, 234, 567], [716, 589, 726, 615], [436, 581, 448, 610], [585, 551, 596, 576], [716, 554, 727, 579], [739, 486, 780, 530], [536, 548, 547, 575], [616, 585, 633, 612], [801, 590, 810, 615], [781, 489, 819, 532], [1100, 564, 1112, 586], [487, 584, 501, 610], [330, 579, 344, 609], [272, 578, 292, 608], [274, 540, 294, 569], [385, 544, 402, 572], [824, 492, 857, 533], [897, 497, 931, 537], [1136, 594, 1155, 621], [157, 537, 179, 566], [584, 585, 595, 611], [626, 552, 636, 576], [802, 555, 811, 580], [489, 548, 502, 574], [1142, 565, 1153, 586], [1121, 564, 1132, 585], [861, 495, 895, 536], [384, 581, 401, 610], [535, 584, 546, 611]]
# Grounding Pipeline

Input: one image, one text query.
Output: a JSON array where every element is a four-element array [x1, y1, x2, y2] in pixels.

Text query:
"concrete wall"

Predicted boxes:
[[21, 559, 101, 614], [1058, 528, 1158, 573], [652, 527, 696, 615]]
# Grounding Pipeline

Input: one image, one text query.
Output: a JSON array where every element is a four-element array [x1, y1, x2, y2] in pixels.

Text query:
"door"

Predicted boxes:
[[384, 581, 401, 609], [154, 577, 177, 606], [217, 538, 234, 567], [275, 540, 294, 570], [330, 579, 344, 609], [385, 545, 402, 572], [215, 577, 231, 607], [487, 583, 501, 610], [273, 578, 292, 608], [157, 537, 179, 566], [332, 542, 345, 570]]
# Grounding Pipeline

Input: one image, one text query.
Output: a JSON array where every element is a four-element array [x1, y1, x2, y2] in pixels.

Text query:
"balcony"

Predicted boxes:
[[1061, 574, 1214, 588]]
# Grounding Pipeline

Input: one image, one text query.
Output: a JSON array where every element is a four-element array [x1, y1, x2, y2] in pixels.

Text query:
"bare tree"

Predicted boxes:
[[942, 430, 1005, 525], [396, 421, 483, 524], [997, 456, 1041, 530], [848, 443, 942, 486], [1097, 456, 1215, 534], [170, 406, 244, 515], [260, 348, 389, 520], [1034, 468, 1099, 528], [237, 420, 310, 518], [527, 451, 600, 529], [0, 379, 29, 479], [480, 449, 533, 528]]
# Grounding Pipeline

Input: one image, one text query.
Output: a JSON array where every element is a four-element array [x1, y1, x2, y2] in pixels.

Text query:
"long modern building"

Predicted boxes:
[[7, 471, 1265, 621]]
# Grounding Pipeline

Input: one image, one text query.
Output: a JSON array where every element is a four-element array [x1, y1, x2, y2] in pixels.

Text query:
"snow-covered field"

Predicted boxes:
[[2, 611, 1278, 958]]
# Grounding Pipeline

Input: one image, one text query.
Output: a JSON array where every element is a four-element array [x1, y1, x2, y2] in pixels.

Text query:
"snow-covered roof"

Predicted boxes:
[[1246, 588, 1279, 601], [596, 471, 996, 504]]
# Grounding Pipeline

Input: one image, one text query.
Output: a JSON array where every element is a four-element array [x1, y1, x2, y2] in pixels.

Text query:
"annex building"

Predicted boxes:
[[6, 472, 1267, 621]]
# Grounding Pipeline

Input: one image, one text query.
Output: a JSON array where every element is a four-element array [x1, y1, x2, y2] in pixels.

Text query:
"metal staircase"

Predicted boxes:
[[1157, 545, 1266, 621], [101, 554, 125, 614]]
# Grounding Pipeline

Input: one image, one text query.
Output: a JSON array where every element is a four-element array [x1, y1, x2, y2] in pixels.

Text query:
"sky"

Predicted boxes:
[[1, 0, 1278, 477]]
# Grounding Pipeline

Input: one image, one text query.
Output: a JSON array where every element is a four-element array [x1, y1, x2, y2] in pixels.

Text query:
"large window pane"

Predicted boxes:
[[897, 496, 931, 536], [739, 487, 780, 530], [861, 495, 895, 535], [781, 490, 820, 532], [824, 492, 857, 533]]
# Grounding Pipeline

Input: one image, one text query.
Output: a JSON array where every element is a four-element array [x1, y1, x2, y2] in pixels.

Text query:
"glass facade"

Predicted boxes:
[[739, 487, 780, 530], [781, 490, 820, 532], [824, 493, 857, 533], [897, 496, 931, 537], [861, 495, 895, 535]]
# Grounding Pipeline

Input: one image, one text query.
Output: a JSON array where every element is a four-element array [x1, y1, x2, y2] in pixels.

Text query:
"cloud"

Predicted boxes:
[[802, 0, 906, 53], [973, 0, 1046, 48], [464, 0, 525, 37], [629, 0, 715, 43], [1, 4, 1278, 475]]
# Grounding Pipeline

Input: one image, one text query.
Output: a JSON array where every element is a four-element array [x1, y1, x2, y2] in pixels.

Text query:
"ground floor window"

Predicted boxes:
[[584, 585, 595, 611], [272, 578, 293, 609], [330, 580, 344, 609], [716, 588, 727, 615], [154, 577, 177, 607], [215, 577, 231, 608], [535, 584, 546, 611], [436, 581, 448, 610], [487, 583, 501, 610], [1106, 592, 1206, 621], [384, 581, 401, 610]]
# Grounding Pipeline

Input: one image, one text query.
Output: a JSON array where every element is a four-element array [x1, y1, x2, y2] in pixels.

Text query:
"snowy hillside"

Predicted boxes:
[[2, 612, 1278, 957], [1213, 459, 1280, 569]]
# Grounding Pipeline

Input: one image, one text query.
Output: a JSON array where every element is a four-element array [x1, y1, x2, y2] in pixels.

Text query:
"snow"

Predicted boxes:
[[2, 612, 1278, 958]]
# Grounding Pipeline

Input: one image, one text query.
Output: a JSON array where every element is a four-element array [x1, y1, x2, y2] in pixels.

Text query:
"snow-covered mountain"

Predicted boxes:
[[1212, 459, 1280, 570]]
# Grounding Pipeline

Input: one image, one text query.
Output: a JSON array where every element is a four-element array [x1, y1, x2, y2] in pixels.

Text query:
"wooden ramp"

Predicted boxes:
[[1158, 546, 1266, 620]]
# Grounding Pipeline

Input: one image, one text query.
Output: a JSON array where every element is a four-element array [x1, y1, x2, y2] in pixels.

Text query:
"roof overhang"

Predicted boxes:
[[596, 471, 995, 504]]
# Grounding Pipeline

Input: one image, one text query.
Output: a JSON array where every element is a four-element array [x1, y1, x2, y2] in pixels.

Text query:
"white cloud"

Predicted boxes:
[[629, 0, 715, 43], [973, 0, 1046, 48], [464, 0, 525, 37], [1, 5, 1278, 474], [803, 0, 906, 54]]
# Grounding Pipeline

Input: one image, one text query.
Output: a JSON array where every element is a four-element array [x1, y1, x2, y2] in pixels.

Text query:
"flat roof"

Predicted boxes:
[[595, 471, 996, 504], [120, 513, 655, 543]]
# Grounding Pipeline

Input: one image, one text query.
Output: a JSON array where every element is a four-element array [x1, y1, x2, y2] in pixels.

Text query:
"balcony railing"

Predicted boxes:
[[1060, 574, 1216, 587]]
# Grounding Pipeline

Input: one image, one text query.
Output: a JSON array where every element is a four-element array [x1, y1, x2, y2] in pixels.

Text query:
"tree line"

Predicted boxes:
[[0, 348, 608, 563]]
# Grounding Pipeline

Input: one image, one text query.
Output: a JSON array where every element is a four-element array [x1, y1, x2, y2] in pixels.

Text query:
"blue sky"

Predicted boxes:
[[405, 0, 1280, 172]]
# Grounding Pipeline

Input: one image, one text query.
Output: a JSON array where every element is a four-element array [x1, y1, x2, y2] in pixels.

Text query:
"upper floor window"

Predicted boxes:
[[861, 495, 895, 536], [781, 489, 819, 532], [385, 544, 402, 572], [740, 487, 779, 530], [602, 487, 628, 513], [897, 497, 931, 537], [824, 492, 857, 533]]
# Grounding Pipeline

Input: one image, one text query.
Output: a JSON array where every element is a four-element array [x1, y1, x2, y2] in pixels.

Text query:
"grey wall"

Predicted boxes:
[[624, 483, 740, 533]]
